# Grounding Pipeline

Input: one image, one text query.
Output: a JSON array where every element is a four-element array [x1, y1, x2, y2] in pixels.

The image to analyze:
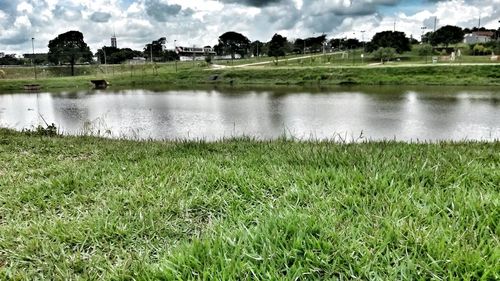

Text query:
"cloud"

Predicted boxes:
[[1, 0, 499, 56], [90, 12, 112, 23], [218, 0, 285, 7], [144, 0, 182, 21], [52, 4, 83, 21]]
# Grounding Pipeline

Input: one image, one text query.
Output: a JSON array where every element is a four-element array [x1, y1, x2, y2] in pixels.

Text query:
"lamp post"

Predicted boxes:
[[421, 26, 427, 43], [361, 30, 365, 52], [150, 43, 153, 63], [174, 40, 178, 72], [31, 37, 37, 80], [352, 32, 356, 65], [497, 21, 500, 41]]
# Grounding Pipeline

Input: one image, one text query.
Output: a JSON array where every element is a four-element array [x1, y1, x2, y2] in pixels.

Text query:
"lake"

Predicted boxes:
[[1, 86, 499, 141]]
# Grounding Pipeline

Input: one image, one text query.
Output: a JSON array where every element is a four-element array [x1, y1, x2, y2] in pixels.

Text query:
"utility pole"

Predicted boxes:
[[361, 30, 365, 52], [31, 37, 37, 80]]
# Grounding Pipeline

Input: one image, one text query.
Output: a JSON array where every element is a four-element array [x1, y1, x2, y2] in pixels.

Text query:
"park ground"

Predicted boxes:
[[1, 51, 500, 91], [0, 129, 499, 279], [1, 49, 499, 279]]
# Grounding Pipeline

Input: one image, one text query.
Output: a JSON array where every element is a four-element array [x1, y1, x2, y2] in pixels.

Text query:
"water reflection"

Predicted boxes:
[[1, 86, 499, 141]]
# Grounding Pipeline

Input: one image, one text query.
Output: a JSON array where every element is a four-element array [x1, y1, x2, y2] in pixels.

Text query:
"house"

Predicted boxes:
[[463, 31, 494, 44], [127, 57, 146, 65], [175, 46, 216, 61]]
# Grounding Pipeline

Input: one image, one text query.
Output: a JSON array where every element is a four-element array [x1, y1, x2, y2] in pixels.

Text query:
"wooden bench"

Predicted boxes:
[[24, 84, 41, 91], [90, 80, 109, 89]]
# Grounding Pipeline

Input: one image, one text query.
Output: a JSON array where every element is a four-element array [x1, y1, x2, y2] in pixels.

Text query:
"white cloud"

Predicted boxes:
[[0, 0, 499, 55]]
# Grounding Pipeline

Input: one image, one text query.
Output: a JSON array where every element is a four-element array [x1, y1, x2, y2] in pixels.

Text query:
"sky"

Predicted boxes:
[[0, 0, 499, 56]]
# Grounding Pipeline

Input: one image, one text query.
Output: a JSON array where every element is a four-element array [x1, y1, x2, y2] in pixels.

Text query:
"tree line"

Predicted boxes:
[[2, 25, 499, 74]]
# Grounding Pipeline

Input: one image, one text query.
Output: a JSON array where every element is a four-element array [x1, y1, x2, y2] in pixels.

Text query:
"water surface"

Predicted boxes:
[[1, 86, 499, 141]]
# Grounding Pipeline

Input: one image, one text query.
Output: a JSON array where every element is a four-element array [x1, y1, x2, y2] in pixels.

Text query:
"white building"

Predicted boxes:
[[175, 46, 216, 61], [463, 32, 493, 44]]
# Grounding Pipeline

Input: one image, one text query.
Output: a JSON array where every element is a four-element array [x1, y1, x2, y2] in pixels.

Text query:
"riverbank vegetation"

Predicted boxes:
[[1, 61, 499, 92], [0, 128, 498, 279]]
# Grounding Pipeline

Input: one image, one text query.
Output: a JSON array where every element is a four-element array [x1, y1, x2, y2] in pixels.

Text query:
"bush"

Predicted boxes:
[[0, 69, 5, 79], [371, 47, 396, 63], [205, 55, 212, 65], [23, 123, 59, 137]]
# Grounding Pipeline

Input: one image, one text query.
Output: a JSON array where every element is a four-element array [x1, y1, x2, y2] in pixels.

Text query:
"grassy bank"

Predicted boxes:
[[0, 129, 498, 279], [1, 62, 499, 92]]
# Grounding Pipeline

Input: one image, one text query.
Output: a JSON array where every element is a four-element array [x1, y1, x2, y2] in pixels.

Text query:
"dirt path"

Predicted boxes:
[[210, 53, 336, 69]]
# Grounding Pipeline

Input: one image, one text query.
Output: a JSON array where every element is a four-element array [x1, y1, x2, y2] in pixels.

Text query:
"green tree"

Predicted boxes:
[[329, 38, 347, 51], [144, 37, 166, 62], [218, 31, 251, 59], [96, 46, 118, 64], [368, 31, 410, 53], [295, 35, 327, 54], [96, 47, 144, 64], [250, 41, 264, 57], [48, 31, 93, 76], [371, 47, 396, 64], [418, 44, 434, 63], [267, 34, 287, 63], [0, 54, 23, 65], [429, 25, 464, 47], [163, 50, 179, 62]]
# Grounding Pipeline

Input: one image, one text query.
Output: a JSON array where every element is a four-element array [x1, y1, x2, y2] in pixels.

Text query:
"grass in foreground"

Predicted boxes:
[[0, 129, 499, 280]]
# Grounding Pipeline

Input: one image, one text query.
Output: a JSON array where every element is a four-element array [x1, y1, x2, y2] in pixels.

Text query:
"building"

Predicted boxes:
[[463, 31, 494, 44], [175, 46, 216, 61], [111, 34, 117, 48]]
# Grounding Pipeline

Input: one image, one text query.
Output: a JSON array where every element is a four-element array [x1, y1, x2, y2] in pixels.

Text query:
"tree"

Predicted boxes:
[[48, 31, 92, 76], [267, 34, 287, 63], [305, 34, 327, 53], [295, 35, 327, 54], [345, 38, 362, 49], [96, 46, 119, 64], [218, 31, 251, 59], [144, 37, 166, 61], [96, 47, 143, 64], [430, 25, 464, 47], [329, 38, 346, 50], [368, 31, 411, 53], [417, 44, 434, 63], [371, 47, 396, 64], [163, 50, 179, 62], [250, 41, 265, 57], [421, 31, 433, 44], [0, 54, 23, 65]]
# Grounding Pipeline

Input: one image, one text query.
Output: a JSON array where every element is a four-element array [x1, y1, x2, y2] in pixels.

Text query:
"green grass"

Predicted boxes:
[[1, 53, 499, 92], [0, 128, 498, 280]]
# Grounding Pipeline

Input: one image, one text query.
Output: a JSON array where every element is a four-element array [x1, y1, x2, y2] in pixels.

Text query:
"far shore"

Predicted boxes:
[[1, 61, 499, 92]]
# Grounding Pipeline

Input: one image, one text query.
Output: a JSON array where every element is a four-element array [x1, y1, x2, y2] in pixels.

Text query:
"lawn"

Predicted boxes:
[[0, 129, 498, 279]]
